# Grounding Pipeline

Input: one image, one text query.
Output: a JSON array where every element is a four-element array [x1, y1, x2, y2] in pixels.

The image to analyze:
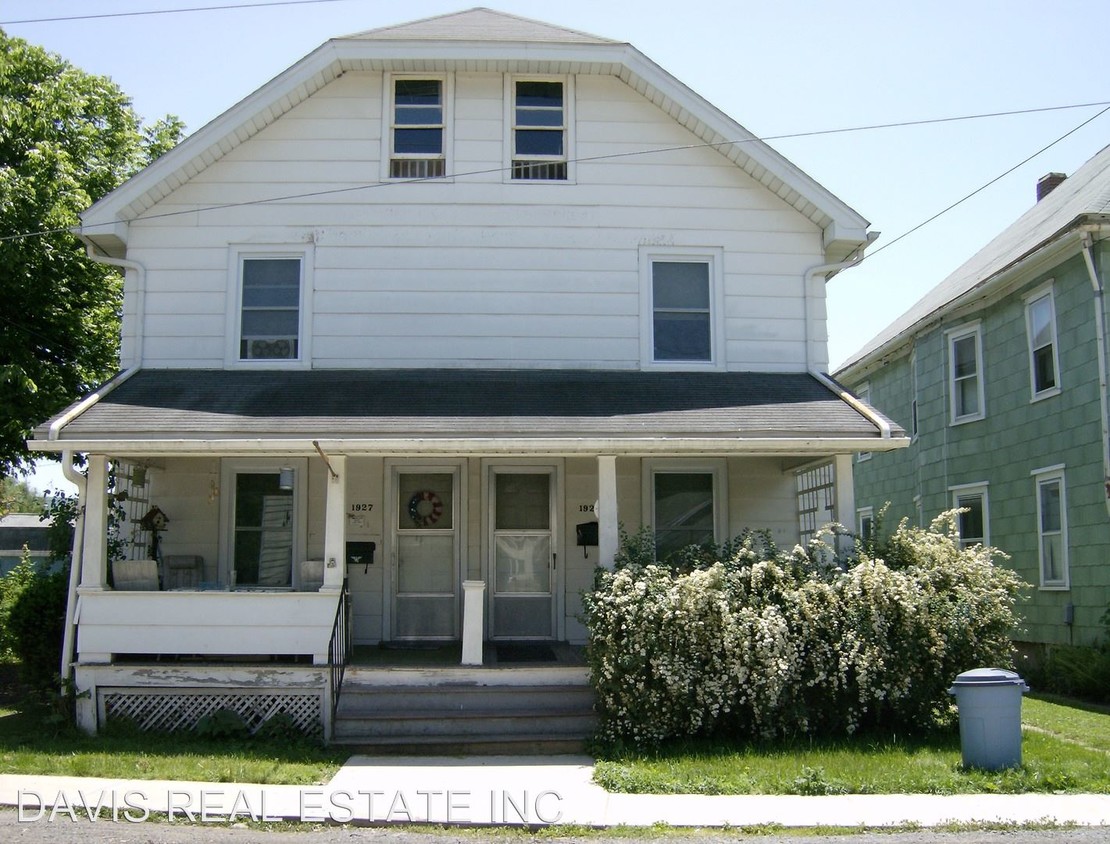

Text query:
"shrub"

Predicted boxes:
[[582, 514, 1025, 747], [7, 567, 68, 692], [0, 552, 37, 660], [195, 708, 249, 740], [1023, 604, 1110, 704]]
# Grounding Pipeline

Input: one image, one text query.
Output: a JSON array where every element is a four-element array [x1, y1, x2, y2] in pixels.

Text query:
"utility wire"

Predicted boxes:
[[1, 0, 357, 26], [2, 99, 1108, 245]]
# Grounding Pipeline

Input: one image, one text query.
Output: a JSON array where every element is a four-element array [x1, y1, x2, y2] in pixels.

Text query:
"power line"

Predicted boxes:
[[0, 0, 357, 26], [2, 99, 1108, 245]]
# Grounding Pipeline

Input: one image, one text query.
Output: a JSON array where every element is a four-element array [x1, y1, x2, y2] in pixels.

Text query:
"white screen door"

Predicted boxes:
[[490, 468, 555, 639], [392, 469, 459, 639]]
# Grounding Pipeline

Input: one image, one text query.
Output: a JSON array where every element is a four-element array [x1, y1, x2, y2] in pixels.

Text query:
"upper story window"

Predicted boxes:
[[948, 324, 984, 424], [228, 246, 312, 367], [389, 76, 447, 179], [640, 247, 724, 369], [1025, 285, 1060, 400], [910, 347, 920, 440], [1034, 465, 1069, 589], [509, 77, 570, 181], [240, 257, 301, 360]]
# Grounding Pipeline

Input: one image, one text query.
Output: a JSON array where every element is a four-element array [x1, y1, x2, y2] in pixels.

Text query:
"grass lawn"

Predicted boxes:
[[0, 707, 347, 785], [593, 694, 1110, 796]]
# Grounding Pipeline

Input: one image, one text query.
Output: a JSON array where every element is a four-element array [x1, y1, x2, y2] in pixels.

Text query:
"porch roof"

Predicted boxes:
[[33, 369, 905, 455]]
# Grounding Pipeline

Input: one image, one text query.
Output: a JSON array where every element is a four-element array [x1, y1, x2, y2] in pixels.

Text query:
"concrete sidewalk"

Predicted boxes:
[[1, 756, 1108, 828]]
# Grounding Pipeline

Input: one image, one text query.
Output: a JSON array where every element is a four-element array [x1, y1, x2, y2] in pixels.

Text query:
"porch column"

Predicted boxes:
[[80, 455, 109, 590], [597, 454, 619, 570], [834, 453, 856, 556], [322, 454, 346, 591]]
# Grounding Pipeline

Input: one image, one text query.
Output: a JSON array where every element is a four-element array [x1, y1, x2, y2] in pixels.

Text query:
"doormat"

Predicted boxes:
[[495, 644, 557, 663]]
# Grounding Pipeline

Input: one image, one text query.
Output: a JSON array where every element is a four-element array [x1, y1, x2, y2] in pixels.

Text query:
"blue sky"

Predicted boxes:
[[7, 0, 1110, 493]]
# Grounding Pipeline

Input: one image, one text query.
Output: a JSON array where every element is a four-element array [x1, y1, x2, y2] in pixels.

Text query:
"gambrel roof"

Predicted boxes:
[[837, 142, 1110, 376], [79, 7, 869, 262]]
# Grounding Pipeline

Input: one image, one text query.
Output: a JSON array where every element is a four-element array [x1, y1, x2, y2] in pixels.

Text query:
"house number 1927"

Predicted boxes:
[[350, 503, 374, 512]]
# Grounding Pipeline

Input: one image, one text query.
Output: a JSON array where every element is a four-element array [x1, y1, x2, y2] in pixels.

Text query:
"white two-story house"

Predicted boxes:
[[31, 8, 904, 739]]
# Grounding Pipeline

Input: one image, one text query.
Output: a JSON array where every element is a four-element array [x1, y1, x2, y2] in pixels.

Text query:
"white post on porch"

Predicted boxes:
[[833, 453, 856, 557], [597, 455, 619, 570], [80, 455, 110, 590], [322, 454, 346, 592]]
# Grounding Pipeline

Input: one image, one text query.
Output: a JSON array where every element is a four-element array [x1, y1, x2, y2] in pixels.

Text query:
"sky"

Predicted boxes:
[[6, 0, 1110, 495]]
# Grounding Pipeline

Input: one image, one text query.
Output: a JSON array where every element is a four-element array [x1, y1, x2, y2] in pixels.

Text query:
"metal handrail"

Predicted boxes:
[[327, 576, 351, 731]]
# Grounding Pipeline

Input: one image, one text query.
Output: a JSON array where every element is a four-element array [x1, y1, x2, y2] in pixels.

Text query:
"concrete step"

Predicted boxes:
[[337, 683, 594, 715], [328, 732, 590, 756], [333, 709, 597, 739]]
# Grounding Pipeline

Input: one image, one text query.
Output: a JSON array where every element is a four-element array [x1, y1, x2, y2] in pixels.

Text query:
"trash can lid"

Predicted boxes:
[[949, 667, 1026, 686]]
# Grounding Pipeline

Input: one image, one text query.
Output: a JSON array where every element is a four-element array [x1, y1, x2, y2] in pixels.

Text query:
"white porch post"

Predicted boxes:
[[597, 455, 619, 570], [834, 453, 856, 556], [80, 455, 109, 591], [461, 580, 485, 665], [322, 454, 346, 592]]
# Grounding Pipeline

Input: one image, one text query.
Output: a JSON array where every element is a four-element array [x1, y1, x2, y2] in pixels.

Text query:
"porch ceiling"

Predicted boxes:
[[33, 369, 904, 454]]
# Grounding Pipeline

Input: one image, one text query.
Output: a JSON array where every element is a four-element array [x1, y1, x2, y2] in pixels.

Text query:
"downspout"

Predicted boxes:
[[84, 243, 145, 367], [804, 231, 891, 439], [59, 451, 87, 689], [1080, 231, 1110, 517]]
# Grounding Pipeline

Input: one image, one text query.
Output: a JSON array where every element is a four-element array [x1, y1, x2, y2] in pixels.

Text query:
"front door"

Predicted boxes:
[[489, 468, 556, 639], [391, 467, 459, 639]]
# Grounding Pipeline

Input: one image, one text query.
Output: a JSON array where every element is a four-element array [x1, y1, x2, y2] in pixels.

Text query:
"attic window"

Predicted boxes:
[[511, 78, 568, 181], [390, 77, 446, 179]]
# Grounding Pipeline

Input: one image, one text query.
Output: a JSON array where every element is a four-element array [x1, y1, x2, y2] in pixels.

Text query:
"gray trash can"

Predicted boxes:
[[948, 667, 1029, 770]]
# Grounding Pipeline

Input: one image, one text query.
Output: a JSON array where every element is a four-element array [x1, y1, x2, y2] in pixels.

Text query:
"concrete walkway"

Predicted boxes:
[[1, 756, 1108, 828]]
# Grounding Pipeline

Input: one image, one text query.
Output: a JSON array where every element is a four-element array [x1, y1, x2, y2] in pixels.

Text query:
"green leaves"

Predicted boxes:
[[0, 29, 184, 476]]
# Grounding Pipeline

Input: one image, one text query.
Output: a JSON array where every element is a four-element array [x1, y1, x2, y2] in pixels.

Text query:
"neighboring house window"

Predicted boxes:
[[645, 460, 726, 561], [913, 494, 924, 529], [389, 76, 446, 179], [640, 248, 724, 368], [509, 77, 569, 181], [950, 483, 989, 548], [857, 507, 874, 543], [948, 325, 984, 423], [1025, 286, 1060, 399], [856, 383, 872, 462], [910, 347, 919, 439], [229, 246, 312, 366], [1034, 466, 1069, 589]]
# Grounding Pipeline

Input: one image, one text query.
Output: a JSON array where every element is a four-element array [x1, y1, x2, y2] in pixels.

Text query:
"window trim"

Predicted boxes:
[[1024, 282, 1061, 402], [1032, 464, 1069, 590], [381, 72, 453, 182], [219, 458, 309, 590], [947, 323, 985, 425], [949, 481, 990, 548], [503, 74, 575, 183], [639, 246, 726, 370], [226, 245, 313, 368], [642, 458, 728, 558]]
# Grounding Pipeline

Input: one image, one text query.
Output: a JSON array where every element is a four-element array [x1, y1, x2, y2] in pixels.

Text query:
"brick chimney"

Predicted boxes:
[[1037, 172, 1067, 201]]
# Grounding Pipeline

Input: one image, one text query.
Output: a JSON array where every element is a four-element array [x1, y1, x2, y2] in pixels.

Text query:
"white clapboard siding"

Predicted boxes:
[[122, 67, 829, 372]]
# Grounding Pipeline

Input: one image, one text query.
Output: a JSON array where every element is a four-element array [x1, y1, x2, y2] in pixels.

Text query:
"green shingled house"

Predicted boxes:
[[836, 145, 1110, 649]]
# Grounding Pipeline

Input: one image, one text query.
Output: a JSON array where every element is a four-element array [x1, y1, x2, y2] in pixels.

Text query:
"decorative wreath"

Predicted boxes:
[[407, 490, 444, 527]]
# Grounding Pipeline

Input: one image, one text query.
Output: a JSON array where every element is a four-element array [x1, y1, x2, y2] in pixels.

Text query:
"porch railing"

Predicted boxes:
[[327, 576, 351, 726]]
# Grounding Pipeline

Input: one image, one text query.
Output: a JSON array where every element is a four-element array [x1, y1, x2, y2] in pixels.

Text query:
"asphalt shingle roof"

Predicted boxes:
[[39, 369, 897, 443]]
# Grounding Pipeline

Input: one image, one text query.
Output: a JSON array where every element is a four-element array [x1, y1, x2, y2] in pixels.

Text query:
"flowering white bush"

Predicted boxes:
[[582, 515, 1024, 747]]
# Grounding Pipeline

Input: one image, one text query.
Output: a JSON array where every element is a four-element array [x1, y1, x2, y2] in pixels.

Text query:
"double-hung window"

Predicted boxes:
[[1025, 286, 1060, 399], [1033, 466, 1068, 589], [389, 76, 447, 179], [509, 77, 569, 181], [238, 255, 303, 361], [950, 483, 989, 548], [641, 248, 724, 368], [645, 460, 726, 562], [857, 507, 874, 543], [948, 324, 984, 424]]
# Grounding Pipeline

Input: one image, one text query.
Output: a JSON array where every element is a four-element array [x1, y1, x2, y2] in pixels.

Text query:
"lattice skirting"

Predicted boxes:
[[101, 688, 323, 737]]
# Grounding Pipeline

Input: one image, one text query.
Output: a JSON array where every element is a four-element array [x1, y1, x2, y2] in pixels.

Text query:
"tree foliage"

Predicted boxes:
[[0, 30, 184, 476], [0, 474, 42, 514]]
